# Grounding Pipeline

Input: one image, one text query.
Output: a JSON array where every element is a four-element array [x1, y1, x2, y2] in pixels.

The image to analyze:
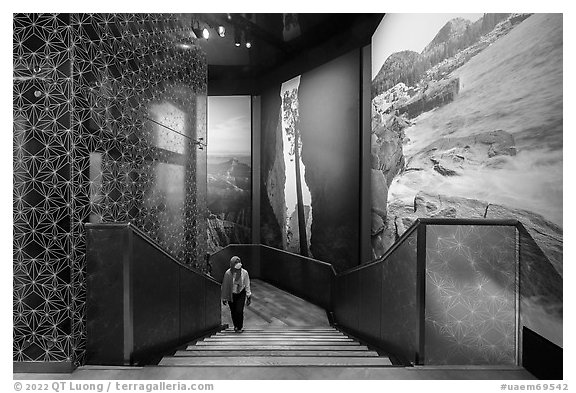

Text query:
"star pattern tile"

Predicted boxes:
[[14, 13, 207, 365], [424, 225, 517, 365]]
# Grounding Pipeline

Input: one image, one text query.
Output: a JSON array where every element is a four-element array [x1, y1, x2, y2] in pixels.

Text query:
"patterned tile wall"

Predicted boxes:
[[424, 225, 517, 365], [13, 13, 207, 365], [13, 13, 73, 363]]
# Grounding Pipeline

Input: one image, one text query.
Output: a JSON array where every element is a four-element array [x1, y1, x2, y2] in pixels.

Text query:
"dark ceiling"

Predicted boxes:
[[190, 13, 384, 94]]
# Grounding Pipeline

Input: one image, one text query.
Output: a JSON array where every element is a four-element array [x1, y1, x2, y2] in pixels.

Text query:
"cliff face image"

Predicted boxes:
[[298, 51, 361, 272], [286, 204, 312, 255], [371, 13, 563, 345], [206, 157, 251, 252], [260, 86, 286, 249], [371, 13, 562, 256]]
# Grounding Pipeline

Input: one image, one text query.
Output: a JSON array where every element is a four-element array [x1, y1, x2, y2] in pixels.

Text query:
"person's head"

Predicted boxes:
[[230, 256, 242, 271]]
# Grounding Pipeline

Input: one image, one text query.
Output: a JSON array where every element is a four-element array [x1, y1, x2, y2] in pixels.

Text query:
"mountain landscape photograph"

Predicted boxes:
[[206, 96, 252, 252], [371, 13, 563, 347]]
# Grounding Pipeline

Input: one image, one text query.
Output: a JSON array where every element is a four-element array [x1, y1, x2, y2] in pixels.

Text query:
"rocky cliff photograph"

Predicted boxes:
[[260, 51, 361, 271], [371, 13, 562, 346], [281, 76, 313, 257], [206, 96, 252, 252]]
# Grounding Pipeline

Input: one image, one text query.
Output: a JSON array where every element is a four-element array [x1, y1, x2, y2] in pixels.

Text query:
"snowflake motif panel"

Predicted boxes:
[[13, 13, 208, 366], [13, 13, 73, 363], [424, 225, 517, 365], [70, 13, 207, 366]]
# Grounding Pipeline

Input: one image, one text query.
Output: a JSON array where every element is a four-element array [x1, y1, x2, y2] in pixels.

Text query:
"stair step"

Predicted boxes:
[[159, 356, 393, 367], [196, 340, 360, 346], [173, 350, 379, 357], [216, 332, 345, 337], [186, 345, 371, 351], [221, 326, 339, 332], [204, 337, 354, 342]]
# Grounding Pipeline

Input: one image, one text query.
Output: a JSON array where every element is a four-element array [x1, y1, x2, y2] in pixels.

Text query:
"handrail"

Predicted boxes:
[[210, 243, 337, 276], [85, 222, 220, 286], [338, 219, 421, 277], [338, 217, 520, 277], [418, 217, 519, 226], [260, 244, 338, 276], [85, 222, 223, 366]]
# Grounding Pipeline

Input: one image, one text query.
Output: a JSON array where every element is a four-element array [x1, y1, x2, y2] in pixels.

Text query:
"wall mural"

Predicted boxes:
[[371, 13, 562, 346], [281, 76, 312, 256], [13, 13, 207, 366], [260, 51, 361, 272], [206, 96, 251, 252]]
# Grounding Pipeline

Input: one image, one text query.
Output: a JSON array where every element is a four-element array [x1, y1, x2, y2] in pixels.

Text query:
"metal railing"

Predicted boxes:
[[210, 218, 562, 367], [85, 222, 222, 366]]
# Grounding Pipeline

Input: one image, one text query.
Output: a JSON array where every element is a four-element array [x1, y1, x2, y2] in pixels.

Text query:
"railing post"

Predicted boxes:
[[415, 223, 427, 365]]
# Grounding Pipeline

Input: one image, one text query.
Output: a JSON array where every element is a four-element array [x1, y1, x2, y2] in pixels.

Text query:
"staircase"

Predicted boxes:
[[159, 326, 392, 367]]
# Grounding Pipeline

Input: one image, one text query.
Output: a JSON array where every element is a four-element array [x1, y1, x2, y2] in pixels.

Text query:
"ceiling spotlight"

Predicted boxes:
[[202, 28, 210, 40], [234, 29, 241, 47], [245, 41, 252, 49], [217, 26, 225, 38]]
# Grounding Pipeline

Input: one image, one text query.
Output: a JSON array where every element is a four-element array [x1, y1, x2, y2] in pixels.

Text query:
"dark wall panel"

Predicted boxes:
[[179, 268, 206, 340], [359, 264, 382, 342], [205, 280, 223, 329], [335, 229, 419, 364], [85, 225, 221, 366], [132, 236, 180, 360], [522, 326, 563, 380], [346, 273, 361, 332], [85, 228, 127, 365], [379, 231, 419, 363], [259, 246, 335, 310]]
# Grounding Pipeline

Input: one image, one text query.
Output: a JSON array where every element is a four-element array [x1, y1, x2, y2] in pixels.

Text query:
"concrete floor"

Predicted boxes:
[[14, 365, 535, 380]]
